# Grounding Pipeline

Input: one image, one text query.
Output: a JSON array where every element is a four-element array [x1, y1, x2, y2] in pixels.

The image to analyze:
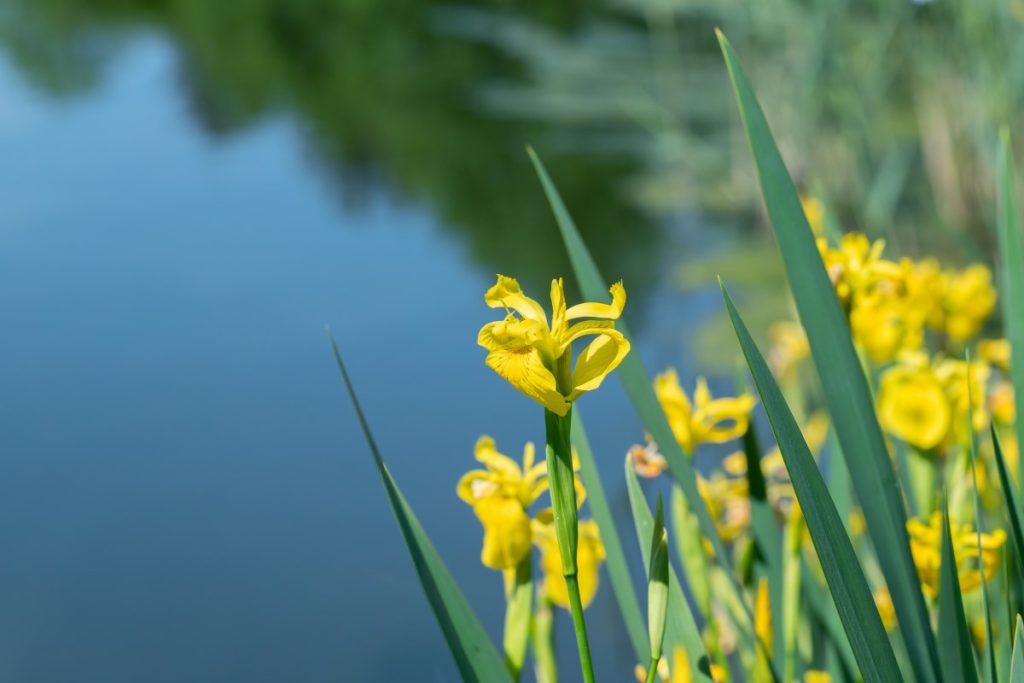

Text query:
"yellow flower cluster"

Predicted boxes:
[[457, 436, 605, 608], [817, 233, 997, 362], [906, 512, 1006, 598]]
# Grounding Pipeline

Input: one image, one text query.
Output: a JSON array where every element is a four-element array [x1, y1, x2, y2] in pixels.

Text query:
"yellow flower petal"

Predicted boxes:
[[565, 281, 626, 320], [474, 496, 533, 570], [569, 331, 631, 398], [484, 345, 570, 415], [877, 366, 950, 450], [456, 470, 498, 504], [484, 274, 547, 323], [473, 435, 522, 478]]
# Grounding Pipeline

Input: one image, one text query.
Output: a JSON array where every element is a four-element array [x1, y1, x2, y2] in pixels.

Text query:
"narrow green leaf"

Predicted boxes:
[[1010, 615, 1024, 683], [648, 495, 670, 661], [937, 502, 979, 683], [721, 285, 903, 683], [716, 30, 939, 683], [996, 131, 1024, 499], [572, 410, 650, 660], [527, 146, 752, 622], [625, 456, 714, 682], [966, 356, 997, 682], [992, 425, 1024, 582], [328, 335, 512, 683]]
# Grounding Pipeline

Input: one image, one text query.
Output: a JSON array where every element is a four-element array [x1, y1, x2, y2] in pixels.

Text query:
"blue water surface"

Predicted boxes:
[[0, 30, 749, 682]]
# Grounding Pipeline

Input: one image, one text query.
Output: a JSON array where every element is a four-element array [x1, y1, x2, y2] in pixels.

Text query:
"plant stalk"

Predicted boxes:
[[544, 406, 595, 683]]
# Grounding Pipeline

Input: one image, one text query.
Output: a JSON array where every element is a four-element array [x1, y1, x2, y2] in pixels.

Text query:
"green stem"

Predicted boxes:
[[503, 559, 532, 680], [532, 595, 558, 683], [644, 655, 661, 683], [566, 573, 597, 683], [544, 407, 595, 683]]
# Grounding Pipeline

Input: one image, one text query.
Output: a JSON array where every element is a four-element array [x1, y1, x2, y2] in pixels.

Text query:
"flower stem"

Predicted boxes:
[[643, 655, 661, 683], [565, 573, 596, 683], [544, 407, 595, 683]]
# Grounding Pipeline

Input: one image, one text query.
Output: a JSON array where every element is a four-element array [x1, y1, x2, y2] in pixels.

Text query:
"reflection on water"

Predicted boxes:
[[0, 0, 664, 308], [0, 8, 697, 682]]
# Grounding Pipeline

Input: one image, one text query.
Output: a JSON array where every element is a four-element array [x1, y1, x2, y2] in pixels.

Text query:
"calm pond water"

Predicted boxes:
[[0, 19, 756, 682]]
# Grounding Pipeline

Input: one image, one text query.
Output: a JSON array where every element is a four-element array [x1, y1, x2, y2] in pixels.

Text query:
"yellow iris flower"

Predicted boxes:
[[478, 275, 630, 416], [654, 370, 756, 454], [877, 363, 951, 450], [942, 265, 997, 343], [979, 338, 1011, 371], [849, 292, 923, 363], [907, 512, 1005, 598], [818, 233, 903, 306], [534, 510, 605, 609]]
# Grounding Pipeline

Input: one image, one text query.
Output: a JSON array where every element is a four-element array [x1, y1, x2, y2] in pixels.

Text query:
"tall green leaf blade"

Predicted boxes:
[[992, 425, 1024, 582], [742, 420, 784, 663], [722, 285, 903, 683], [329, 336, 512, 683], [966, 361, 997, 682], [937, 503, 979, 683], [527, 147, 750, 618], [716, 30, 939, 683], [624, 457, 714, 682], [572, 410, 650, 660], [1011, 615, 1024, 683], [997, 131, 1024, 498]]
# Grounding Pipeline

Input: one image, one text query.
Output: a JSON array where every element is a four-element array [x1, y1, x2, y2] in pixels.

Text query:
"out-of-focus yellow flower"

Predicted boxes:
[[801, 195, 826, 237], [458, 436, 547, 509], [478, 275, 630, 416], [629, 439, 668, 478], [470, 497, 533, 570], [655, 370, 756, 454], [991, 381, 1016, 425], [818, 233, 903, 306], [849, 293, 922, 363], [767, 321, 810, 380], [534, 511, 605, 609], [942, 265, 996, 343], [905, 258, 946, 330], [877, 364, 951, 450], [636, 646, 721, 683], [699, 473, 751, 542], [979, 338, 1011, 371], [935, 356, 990, 438], [874, 586, 896, 631], [458, 437, 549, 570], [805, 673, 832, 683], [906, 512, 1006, 598]]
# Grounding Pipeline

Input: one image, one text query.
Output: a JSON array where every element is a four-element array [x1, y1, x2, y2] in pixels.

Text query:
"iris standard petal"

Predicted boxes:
[[473, 435, 523, 478], [565, 281, 626, 320], [484, 275, 547, 323]]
